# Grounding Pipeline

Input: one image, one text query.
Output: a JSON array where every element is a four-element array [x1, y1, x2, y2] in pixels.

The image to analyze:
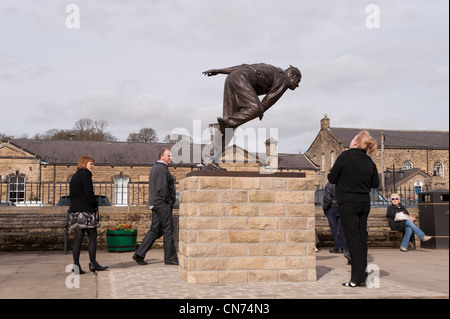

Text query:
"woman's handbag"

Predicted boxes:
[[69, 210, 99, 229], [394, 212, 410, 222]]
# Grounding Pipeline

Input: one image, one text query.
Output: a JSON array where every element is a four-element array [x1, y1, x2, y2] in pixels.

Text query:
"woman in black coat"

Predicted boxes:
[[69, 156, 107, 274], [328, 130, 379, 287], [386, 193, 431, 251]]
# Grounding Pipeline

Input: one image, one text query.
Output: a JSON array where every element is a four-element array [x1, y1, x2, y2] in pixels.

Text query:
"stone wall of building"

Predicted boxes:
[[306, 129, 449, 189]]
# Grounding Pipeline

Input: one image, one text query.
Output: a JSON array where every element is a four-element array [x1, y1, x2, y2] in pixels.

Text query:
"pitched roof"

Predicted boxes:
[[278, 153, 318, 170], [327, 128, 449, 149], [8, 139, 317, 170], [381, 168, 430, 189], [10, 139, 174, 166]]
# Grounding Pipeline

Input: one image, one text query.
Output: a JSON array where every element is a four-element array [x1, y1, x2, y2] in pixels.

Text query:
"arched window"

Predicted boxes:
[[403, 161, 413, 170], [321, 153, 326, 172], [414, 181, 423, 194], [433, 162, 444, 177], [331, 151, 336, 167]]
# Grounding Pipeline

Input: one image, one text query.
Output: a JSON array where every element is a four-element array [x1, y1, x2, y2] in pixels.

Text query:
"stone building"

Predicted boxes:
[[305, 115, 449, 194], [0, 138, 317, 205]]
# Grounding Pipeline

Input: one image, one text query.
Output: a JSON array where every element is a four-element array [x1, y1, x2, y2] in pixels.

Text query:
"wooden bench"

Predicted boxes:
[[315, 213, 418, 249]]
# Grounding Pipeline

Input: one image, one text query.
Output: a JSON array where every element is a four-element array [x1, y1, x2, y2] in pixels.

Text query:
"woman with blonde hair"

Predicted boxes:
[[386, 193, 431, 251], [328, 130, 379, 287], [69, 156, 108, 274]]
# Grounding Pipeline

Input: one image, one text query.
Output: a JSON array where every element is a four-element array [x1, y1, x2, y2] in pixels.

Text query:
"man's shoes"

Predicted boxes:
[[132, 254, 148, 265], [329, 248, 342, 253], [164, 260, 179, 266], [400, 247, 408, 252], [422, 236, 432, 242]]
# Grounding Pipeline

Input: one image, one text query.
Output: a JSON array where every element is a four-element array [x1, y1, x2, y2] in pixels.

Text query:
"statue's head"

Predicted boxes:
[[286, 65, 301, 90]]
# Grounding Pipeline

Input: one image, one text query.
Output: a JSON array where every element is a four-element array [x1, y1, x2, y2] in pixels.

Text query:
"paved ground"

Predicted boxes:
[[0, 247, 448, 302]]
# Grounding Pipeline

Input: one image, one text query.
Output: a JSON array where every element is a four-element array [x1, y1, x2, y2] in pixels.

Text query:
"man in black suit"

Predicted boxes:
[[133, 148, 178, 265]]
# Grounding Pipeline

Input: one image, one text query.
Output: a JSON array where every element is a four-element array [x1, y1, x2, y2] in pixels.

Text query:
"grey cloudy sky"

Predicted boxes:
[[0, 0, 448, 153]]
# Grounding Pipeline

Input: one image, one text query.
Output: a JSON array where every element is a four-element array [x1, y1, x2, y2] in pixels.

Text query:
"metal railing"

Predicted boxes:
[[0, 181, 429, 208], [314, 186, 426, 208], [0, 181, 149, 206]]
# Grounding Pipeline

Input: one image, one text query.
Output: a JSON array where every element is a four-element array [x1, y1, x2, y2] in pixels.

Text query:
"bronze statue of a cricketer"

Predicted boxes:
[[201, 63, 302, 170]]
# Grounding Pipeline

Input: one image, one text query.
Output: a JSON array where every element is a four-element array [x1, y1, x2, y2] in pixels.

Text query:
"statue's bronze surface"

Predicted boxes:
[[202, 63, 301, 170]]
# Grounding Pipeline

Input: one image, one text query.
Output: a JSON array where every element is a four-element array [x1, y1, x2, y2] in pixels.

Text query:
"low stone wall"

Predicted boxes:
[[0, 205, 419, 252], [0, 211, 67, 251], [0, 206, 168, 252], [177, 174, 317, 284]]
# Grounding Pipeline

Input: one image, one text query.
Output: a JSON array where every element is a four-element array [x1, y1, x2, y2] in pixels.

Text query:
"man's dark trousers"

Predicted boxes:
[[325, 206, 347, 250], [135, 203, 178, 263]]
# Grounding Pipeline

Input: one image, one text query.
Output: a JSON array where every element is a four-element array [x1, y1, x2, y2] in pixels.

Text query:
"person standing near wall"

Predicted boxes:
[[328, 130, 379, 287], [132, 148, 178, 265], [322, 182, 348, 255], [69, 155, 108, 274]]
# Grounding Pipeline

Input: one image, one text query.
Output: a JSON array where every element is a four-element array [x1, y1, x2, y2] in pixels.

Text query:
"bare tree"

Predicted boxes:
[[92, 119, 116, 141], [74, 118, 95, 139], [163, 133, 192, 143], [33, 118, 117, 142], [127, 128, 158, 143], [139, 128, 158, 143], [36, 129, 64, 140], [94, 120, 108, 133], [126, 133, 140, 143]]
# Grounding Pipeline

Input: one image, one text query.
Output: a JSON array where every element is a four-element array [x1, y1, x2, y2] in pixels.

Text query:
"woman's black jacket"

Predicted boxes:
[[327, 148, 379, 203], [69, 169, 98, 213], [386, 204, 410, 232]]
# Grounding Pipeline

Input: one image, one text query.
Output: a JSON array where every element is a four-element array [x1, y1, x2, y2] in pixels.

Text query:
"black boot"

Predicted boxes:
[[72, 263, 86, 275], [89, 261, 108, 273]]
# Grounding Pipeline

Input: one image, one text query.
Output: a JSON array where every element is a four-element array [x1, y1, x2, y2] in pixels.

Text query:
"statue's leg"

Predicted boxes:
[[201, 124, 227, 170], [220, 105, 261, 128], [222, 72, 261, 129]]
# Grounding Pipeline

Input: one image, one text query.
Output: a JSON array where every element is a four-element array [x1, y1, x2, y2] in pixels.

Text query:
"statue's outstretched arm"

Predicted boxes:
[[202, 64, 249, 76]]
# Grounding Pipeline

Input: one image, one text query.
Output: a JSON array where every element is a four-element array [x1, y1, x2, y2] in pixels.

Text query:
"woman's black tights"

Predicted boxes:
[[72, 227, 97, 264]]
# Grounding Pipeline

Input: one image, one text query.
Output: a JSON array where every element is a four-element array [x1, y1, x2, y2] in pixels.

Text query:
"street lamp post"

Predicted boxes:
[[384, 163, 405, 193]]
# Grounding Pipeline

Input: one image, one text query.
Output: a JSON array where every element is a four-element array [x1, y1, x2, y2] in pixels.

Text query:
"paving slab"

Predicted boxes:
[[0, 248, 448, 301]]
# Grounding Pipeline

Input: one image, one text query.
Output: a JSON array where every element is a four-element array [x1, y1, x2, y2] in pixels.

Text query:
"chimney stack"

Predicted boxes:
[[265, 137, 278, 169], [321, 114, 330, 130]]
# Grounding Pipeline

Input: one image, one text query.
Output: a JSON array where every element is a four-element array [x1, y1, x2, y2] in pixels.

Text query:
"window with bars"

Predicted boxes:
[[433, 162, 444, 177], [114, 176, 129, 206], [9, 176, 25, 202]]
